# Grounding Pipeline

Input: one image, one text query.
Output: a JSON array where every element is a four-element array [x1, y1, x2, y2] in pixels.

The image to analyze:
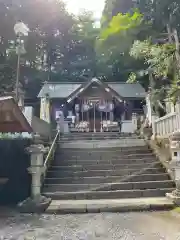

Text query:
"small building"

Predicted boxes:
[[0, 96, 33, 133], [38, 78, 146, 132]]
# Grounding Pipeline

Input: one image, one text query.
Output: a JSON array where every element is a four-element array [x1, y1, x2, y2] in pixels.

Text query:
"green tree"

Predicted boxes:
[[0, 0, 100, 95]]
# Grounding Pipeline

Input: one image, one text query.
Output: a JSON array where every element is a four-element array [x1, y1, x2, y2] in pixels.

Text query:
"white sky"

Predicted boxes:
[[64, 0, 105, 19]]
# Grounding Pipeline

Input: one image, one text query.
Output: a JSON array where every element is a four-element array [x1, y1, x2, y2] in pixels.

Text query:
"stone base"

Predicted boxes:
[[17, 195, 52, 213], [46, 198, 174, 214], [166, 191, 180, 205]]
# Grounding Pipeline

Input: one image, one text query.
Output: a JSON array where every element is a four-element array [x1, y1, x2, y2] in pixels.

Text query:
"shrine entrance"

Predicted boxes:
[[83, 99, 102, 132], [88, 107, 101, 132], [65, 78, 128, 133], [77, 97, 114, 132], [39, 77, 146, 133]]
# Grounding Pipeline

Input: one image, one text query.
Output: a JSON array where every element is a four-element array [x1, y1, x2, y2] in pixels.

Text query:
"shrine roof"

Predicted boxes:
[[38, 81, 146, 99], [38, 83, 81, 98], [0, 96, 33, 133], [108, 83, 146, 98]]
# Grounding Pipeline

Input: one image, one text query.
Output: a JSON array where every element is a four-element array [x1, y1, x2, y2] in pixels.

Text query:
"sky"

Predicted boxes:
[[64, 0, 105, 19]]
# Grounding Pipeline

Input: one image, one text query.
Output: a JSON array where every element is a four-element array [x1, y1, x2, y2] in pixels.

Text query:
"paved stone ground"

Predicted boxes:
[[0, 211, 180, 239]]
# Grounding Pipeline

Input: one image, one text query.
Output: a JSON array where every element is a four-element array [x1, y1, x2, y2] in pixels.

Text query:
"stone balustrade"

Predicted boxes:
[[154, 112, 179, 138]]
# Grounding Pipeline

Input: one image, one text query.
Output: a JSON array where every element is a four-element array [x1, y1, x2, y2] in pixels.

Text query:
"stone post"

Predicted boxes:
[[166, 132, 180, 205], [18, 85, 25, 111], [175, 100, 180, 131], [28, 144, 46, 198], [40, 93, 50, 123], [132, 113, 137, 132], [18, 134, 51, 213], [145, 92, 152, 125], [110, 112, 114, 122], [151, 112, 158, 139]]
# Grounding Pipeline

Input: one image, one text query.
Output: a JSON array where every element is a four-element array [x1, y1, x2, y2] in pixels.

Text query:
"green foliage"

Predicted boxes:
[[127, 72, 137, 83], [0, 1, 104, 95], [100, 0, 180, 106], [130, 40, 176, 78], [96, 10, 144, 82], [100, 11, 143, 40], [0, 132, 31, 139], [0, 0, 180, 100]]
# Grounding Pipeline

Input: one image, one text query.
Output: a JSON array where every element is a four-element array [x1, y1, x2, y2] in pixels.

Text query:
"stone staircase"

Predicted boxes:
[[43, 134, 175, 203], [59, 132, 136, 141]]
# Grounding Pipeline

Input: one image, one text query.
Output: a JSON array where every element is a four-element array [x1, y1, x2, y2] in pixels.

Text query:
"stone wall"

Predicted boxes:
[[148, 138, 174, 180], [0, 139, 31, 205]]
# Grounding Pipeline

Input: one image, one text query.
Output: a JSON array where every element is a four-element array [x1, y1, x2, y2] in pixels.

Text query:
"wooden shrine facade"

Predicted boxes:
[[38, 78, 146, 132]]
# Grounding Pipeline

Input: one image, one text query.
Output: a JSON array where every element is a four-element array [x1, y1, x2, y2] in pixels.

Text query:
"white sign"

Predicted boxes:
[[55, 110, 62, 119], [175, 168, 180, 180]]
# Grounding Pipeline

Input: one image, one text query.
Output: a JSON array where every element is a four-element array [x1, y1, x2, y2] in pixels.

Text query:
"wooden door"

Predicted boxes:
[[89, 108, 101, 132]]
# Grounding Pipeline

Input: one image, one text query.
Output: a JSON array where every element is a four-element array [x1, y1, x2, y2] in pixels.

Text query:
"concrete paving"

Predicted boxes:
[[0, 210, 180, 239]]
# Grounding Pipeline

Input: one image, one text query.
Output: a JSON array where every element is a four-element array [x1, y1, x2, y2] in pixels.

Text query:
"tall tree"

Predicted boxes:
[[0, 0, 100, 96]]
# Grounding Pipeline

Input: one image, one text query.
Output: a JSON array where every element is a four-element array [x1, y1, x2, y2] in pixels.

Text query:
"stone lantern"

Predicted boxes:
[[18, 134, 51, 213], [166, 131, 180, 205]]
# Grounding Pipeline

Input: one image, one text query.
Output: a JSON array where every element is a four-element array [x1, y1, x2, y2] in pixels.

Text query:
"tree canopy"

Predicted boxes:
[[98, 0, 180, 113], [0, 0, 180, 106], [0, 0, 101, 97]]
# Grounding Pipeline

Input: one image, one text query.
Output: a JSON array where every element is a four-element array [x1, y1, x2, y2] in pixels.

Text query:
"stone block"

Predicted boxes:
[[166, 192, 180, 205], [58, 204, 87, 214], [17, 195, 51, 213]]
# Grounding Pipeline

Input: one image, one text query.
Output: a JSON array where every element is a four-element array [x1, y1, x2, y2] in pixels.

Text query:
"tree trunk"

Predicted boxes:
[[166, 24, 173, 43], [172, 28, 180, 70]]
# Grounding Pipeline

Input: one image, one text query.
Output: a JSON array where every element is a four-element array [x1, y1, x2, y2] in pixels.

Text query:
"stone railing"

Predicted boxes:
[[154, 112, 179, 138], [31, 116, 51, 139], [23, 106, 51, 139]]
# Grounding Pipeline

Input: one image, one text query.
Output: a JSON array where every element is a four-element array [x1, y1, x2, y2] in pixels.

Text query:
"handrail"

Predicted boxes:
[[44, 130, 60, 168], [154, 112, 177, 123]]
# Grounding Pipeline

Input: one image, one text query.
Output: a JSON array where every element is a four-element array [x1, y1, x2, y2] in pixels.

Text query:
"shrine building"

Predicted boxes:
[[38, 78, 146, 132]]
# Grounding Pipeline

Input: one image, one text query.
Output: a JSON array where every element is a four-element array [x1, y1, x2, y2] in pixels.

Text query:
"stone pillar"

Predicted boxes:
[[93, 103, 96, 133], [166, 132, 180, 205], [18, 135, 51, 213], [175, 100, 180, 131], [122, 100, 126, 121], [151, 112, 158, 139], [18, 86, 25, 111], [121, 112, 125, 121], [165, 98, 173, 114], [132, 113, 137, 132], [110, 112, 114, 122], [28, 144, 46, 198], [40, 94, 50, 123], [145, 92, 153, 125], [109, 102, 114, 122]]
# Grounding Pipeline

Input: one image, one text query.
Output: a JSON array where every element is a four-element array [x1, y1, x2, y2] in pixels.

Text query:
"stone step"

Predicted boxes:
[[44, 180, 175, 192], [60, 133, 136, 138], [60, 136, 122, 141], [57, 145, 150, 151], [60, 135, 137, 140], [57, 148, 152, 155], [56, 153, 155, 161], [46, 197, 174, 214], [59, 139, 146, 149], [61, 132, 134, 139], [45, 173, 171, 185], [54, 158, 157, 166], [44, 188, 175, 200], [50, 162, 161, 171], [47, 167, 166, 178]]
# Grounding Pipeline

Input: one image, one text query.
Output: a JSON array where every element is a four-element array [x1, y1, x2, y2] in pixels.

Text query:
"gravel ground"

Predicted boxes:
[[0, 211, 180, 240]]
